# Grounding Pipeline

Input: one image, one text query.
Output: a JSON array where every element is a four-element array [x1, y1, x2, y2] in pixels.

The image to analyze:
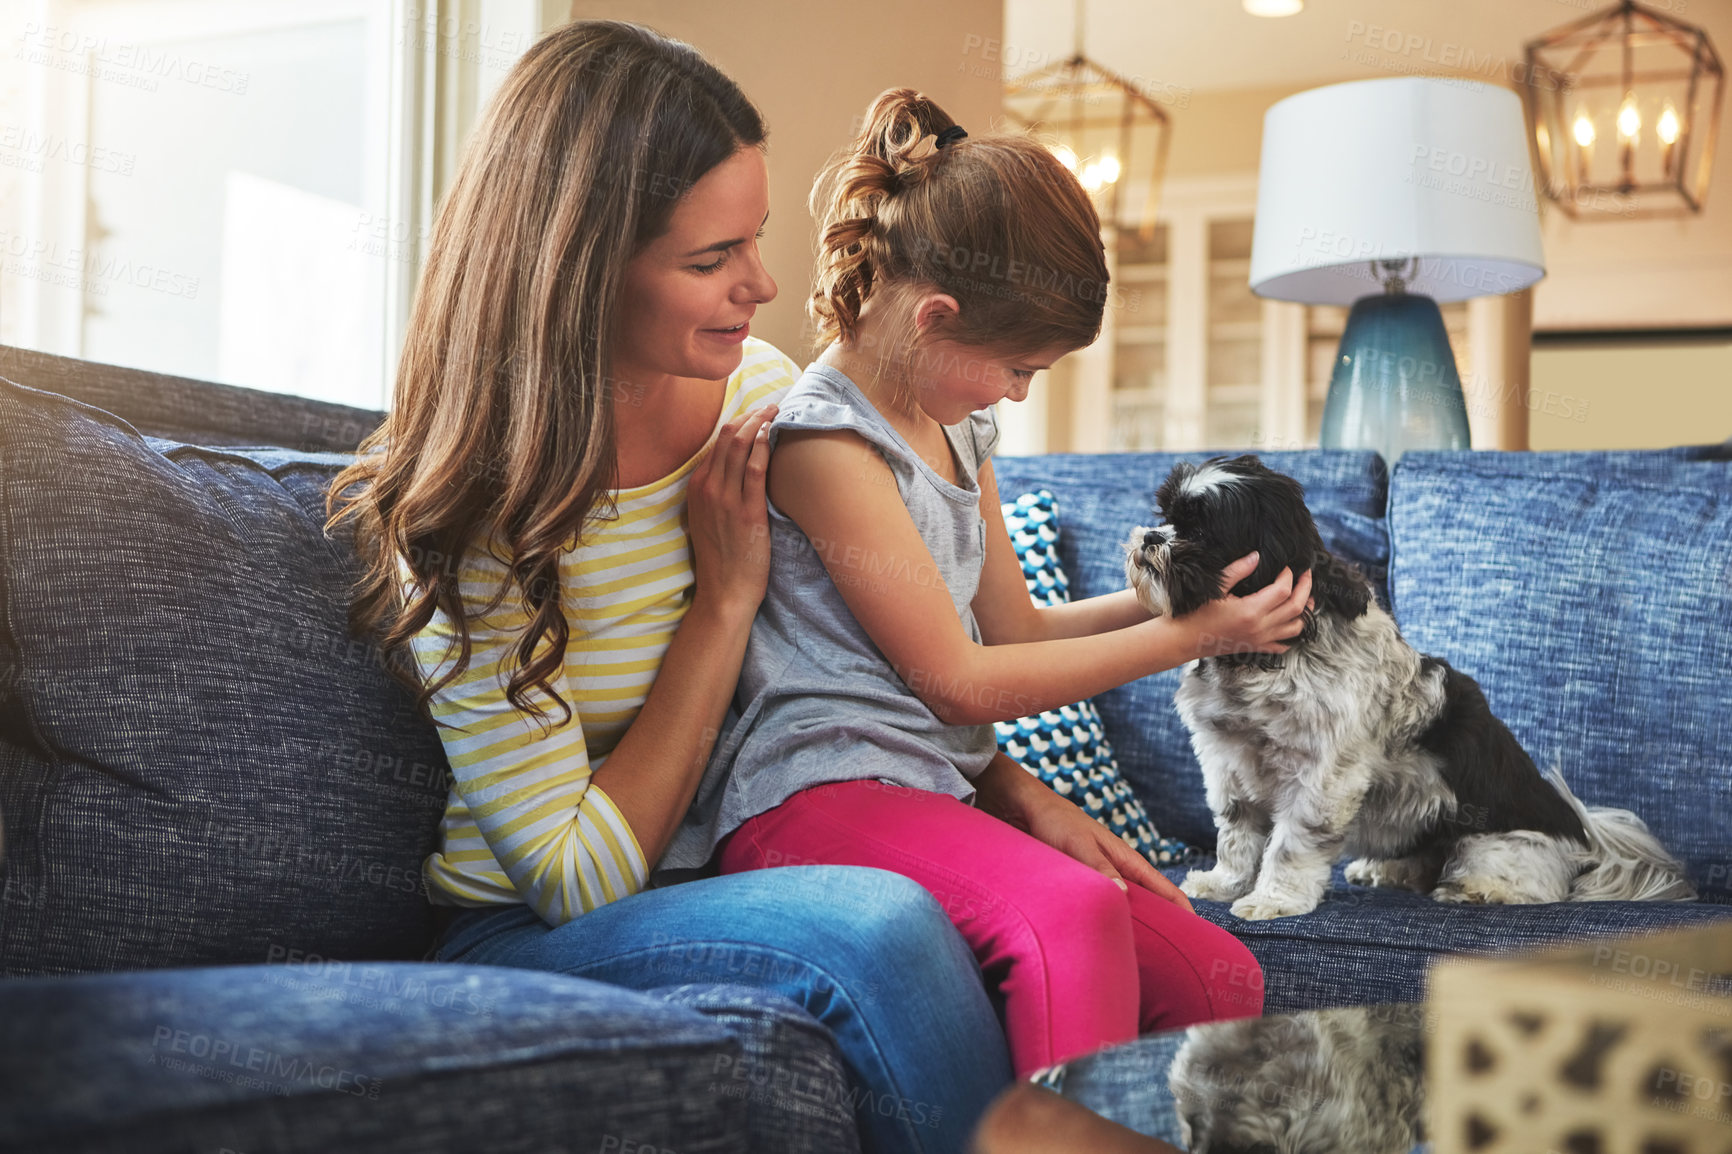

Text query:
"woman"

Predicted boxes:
[[327, 19, 1187, 1153]]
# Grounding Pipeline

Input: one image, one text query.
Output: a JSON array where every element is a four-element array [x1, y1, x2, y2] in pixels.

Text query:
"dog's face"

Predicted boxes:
[[1124, 454, 1369, 636]]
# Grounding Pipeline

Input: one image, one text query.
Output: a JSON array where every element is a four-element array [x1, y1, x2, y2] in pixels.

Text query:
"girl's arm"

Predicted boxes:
[[973, 458, 1312, 644], [768, 429, 1309, 728], [971, 458, 1156, 645]]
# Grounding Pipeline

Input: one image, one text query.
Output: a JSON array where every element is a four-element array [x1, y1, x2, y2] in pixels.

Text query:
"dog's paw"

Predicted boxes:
[[1431, 879, 1494, 904], [1180, 869, 1250, 903], [1230, 892, 1317, 920], [1345, 857, 1379, 887]]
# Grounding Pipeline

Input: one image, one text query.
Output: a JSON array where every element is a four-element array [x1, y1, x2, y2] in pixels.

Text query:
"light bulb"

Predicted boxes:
[[1097, 154, 1122, 184], [1079, 163, 1105, 192], [1572, 112, 1596, 148], [1617, 93, 1640, 141], [1050, 144, 1078, 172], [1658, 103, 1681, 145]]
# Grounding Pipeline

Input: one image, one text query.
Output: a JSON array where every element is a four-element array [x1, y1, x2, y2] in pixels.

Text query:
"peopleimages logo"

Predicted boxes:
[[150, 1027, 381, 1098], [16, 21, 250, 94], [0, 124, 136, 175], [1341, 20, 1571, 93]]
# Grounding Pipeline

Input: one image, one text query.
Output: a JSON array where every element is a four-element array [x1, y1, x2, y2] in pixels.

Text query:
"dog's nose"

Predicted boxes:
[[1143, 529, 1163, 547]]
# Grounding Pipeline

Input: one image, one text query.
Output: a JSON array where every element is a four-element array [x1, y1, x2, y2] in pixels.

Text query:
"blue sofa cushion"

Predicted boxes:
[[1164, 862, 1732, 1013], [0, 377, 450, 976], [1387, 449, 1732, 893], [651, 984, 860, 1152], [0, 963, 748, 1152], [989, 451, 1390, 847]]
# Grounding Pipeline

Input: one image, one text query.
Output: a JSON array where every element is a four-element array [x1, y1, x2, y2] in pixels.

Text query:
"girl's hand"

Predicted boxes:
[[686, 403, 777, 618], [1176, 551, 1313, 659], [980, 752, 1194, 912]]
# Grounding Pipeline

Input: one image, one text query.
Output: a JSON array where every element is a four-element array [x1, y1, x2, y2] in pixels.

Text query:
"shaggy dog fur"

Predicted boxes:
[[1167, 1005, 1427, 1154], [1124, 454, 1696, 920]]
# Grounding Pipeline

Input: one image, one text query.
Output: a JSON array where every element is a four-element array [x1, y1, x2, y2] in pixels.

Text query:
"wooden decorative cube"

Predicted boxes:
[[1427, 922, 1732, 1154]]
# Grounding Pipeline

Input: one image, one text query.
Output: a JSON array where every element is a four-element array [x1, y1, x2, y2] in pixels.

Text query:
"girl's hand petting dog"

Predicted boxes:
[[1177, 551, 1313, 659]]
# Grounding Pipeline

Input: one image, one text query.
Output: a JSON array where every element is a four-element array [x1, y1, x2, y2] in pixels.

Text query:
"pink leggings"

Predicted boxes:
[[718, 779, 1265, 1078]]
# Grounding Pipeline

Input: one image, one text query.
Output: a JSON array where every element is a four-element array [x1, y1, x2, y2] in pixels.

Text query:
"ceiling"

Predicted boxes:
[[1004, 0, 1732, 96]]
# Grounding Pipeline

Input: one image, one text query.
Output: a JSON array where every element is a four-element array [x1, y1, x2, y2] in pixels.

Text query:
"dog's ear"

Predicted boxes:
[[1307, 549, 1372, 624], [1154, 462, 1194, 519], [1165, 540, 1227, 617]]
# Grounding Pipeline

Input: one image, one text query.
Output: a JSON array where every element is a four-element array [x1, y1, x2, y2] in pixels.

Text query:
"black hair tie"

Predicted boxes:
[[934, 125, 968, 149]]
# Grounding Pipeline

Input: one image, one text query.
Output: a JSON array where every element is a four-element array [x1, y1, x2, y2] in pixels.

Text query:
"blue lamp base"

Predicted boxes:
[[1319, 291, 1471, 469]]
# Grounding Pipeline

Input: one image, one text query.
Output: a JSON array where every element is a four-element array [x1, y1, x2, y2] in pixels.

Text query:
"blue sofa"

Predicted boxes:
[[1, 348, 1728, 1151], [992, 442, 1732, 1013]]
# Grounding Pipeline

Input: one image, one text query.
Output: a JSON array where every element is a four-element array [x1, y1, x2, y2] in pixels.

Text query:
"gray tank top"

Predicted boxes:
[[654, 362, 1002, 878]]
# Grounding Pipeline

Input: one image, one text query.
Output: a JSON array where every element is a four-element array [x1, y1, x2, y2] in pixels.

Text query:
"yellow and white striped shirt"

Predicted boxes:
[[407, 337, 799, 925]]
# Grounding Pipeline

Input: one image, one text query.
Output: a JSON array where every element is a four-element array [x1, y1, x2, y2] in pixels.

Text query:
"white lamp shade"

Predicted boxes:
[[1249, 77, 1546, 306]]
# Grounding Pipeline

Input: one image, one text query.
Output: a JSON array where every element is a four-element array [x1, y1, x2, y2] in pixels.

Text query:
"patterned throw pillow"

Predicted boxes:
[[994, 490, 1193, 867]]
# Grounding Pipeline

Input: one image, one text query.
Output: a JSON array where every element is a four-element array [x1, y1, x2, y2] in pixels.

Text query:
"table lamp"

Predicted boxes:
[[1249, 77, 1547, 467]]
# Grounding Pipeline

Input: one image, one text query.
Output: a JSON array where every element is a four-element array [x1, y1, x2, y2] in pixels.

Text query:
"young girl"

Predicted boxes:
[[657, 88, 1314, 1079]]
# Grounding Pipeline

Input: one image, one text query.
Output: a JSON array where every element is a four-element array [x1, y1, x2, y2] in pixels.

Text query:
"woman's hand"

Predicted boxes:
[[686, 403, 777, 619], [1176, 551, 1313, 659], [974, 752, 1194, 912]]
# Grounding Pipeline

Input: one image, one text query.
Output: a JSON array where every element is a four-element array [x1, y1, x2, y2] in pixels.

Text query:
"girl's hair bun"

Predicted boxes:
[[808, 87, 1108, 368]]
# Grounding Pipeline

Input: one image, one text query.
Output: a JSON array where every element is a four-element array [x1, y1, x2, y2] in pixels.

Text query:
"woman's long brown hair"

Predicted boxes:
[[325, 21, 766, 735]]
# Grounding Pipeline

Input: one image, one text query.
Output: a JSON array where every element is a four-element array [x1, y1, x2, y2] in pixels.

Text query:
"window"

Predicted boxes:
[[0, 0, 541, 410]]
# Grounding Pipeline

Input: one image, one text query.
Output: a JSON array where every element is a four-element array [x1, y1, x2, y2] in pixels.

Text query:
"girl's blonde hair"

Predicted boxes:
[[325, 21, 766, 733], [808, 88, 1109, 399]]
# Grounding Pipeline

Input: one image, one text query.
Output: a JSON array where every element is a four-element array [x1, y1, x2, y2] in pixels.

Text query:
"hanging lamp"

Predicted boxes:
[[1522, 0, 1724, 219], [1001, 0, 1172, 240]]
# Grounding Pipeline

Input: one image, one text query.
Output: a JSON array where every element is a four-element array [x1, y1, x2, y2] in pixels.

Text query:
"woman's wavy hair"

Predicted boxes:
[[808, 88, 1109, 406], [325, 21, 766, 733]]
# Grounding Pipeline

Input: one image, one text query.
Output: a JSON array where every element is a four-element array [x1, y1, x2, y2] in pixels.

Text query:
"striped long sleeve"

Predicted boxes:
[[406, 337, 799, 925], [410, 580, 649, 924]]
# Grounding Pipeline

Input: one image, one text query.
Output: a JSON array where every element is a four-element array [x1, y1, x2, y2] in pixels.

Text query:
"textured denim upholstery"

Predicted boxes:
[[0, 963, 750, 1153], [0, 379, 451, 976], [1162, 860, 1732, 1012], [650, 984, 861, 1152], [991, 450, 1391, 847], [1387, 449, 1732, 889]]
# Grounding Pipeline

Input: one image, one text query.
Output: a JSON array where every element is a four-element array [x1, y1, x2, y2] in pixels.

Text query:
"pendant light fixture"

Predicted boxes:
[[1523, 0, 1724, 218], [1002, 0, 1172, 240]]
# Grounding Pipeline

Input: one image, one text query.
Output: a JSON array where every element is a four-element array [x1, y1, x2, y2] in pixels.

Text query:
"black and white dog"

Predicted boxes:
[[1123, 454, 1696, 920]]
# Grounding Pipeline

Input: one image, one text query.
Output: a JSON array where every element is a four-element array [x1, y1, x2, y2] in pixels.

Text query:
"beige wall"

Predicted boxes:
[[560, 1, 1004, 363], [1528, 339, 1732, 451], [544, 6, 1731, 452]]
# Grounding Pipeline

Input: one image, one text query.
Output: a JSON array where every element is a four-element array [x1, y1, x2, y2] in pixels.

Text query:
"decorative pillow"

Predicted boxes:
[[0, 377, 451, 976], [994, 490, 1193, 867]]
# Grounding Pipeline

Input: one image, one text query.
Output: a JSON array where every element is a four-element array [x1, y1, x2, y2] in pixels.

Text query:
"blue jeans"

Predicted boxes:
[[434, 865, 1014, 1154]]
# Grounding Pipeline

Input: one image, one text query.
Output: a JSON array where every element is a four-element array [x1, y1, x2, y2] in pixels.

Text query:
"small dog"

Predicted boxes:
[[1167, 1005, 1427, 1154], [1124, 454, 1696, 920]]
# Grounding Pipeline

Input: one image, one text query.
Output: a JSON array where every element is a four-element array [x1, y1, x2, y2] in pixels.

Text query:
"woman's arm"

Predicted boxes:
[[768, 429, 1309, 728], [579, 401, 779, 867], [415, 404, 777, 924]]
